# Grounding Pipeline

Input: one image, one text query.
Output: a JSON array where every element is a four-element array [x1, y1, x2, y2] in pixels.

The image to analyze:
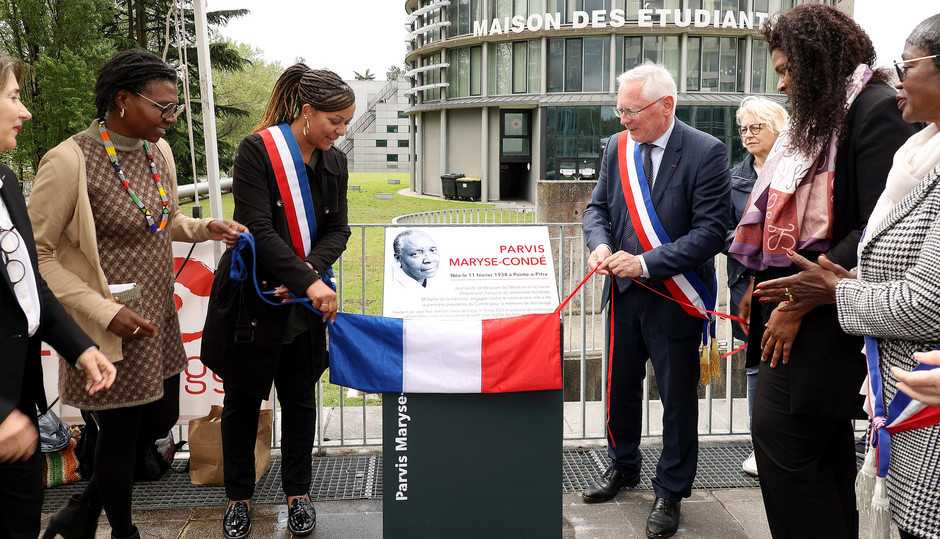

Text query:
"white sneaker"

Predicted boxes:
[[742, 451, 758, 477]]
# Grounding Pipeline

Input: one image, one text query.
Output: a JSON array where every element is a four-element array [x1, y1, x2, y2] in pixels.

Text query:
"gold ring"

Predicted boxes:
[[132, 326, 140, 335], [785, 288, 794, 302]]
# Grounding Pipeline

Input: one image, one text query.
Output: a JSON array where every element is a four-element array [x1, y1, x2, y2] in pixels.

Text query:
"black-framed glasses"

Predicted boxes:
[[613, 96, 667, 120], [739, 123, 767, 136], [0, 226, 26, 284], [894, 54, 939, 82], [134, 92, 185, 119]]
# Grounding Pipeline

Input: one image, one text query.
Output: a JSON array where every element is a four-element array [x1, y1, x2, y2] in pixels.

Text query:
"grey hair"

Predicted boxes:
[[616, 62, 678, 105], [906, 13, 940, 71], [736, 96, 789, 133]]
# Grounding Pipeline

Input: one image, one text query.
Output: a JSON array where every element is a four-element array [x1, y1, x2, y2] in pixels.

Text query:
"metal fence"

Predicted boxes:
[[283, 208, 756, 452]]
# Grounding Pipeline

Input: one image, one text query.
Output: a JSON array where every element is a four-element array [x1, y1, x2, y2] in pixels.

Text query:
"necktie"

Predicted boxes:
[[616, 143, 656, 292], [640, 142, 655, 190]]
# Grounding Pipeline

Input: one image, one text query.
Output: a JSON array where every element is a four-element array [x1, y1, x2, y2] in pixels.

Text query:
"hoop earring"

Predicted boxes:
[[303, 116, 309, 137], [120, 108, 125, 118]]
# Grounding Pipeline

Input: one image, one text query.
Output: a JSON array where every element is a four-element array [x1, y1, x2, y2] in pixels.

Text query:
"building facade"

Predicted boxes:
[[403, 0, 848, 205], [339, 80, 413, 173]]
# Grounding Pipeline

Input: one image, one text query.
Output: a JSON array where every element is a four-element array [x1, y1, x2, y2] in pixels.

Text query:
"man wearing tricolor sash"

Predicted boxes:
[[582, 63, 730, 539]]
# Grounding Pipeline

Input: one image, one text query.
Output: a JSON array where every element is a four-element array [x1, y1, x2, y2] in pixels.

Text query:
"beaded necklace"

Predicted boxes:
[[97, 120, 169, 231]]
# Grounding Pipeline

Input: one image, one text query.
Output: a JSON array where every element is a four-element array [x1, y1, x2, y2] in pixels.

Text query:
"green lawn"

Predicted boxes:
[[181, 172, 492, 406]]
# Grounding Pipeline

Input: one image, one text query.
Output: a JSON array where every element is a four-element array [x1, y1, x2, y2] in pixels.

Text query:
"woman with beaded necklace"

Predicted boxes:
[[28, 50, 245, 539]]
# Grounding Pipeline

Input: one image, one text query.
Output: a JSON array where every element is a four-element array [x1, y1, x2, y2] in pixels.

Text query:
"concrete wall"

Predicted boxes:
[[421, 110, 442, 196], [444, 108, 483, 178]]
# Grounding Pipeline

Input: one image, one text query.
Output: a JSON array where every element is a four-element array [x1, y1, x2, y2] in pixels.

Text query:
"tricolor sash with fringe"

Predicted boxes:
[[856, 336, 940, 538], [616, 133, 719, 385], [257, 123, 334, 288]]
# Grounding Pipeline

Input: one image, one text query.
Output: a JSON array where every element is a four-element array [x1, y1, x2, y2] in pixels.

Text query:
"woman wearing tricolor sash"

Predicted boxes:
[[728, 5, 922, 538], [201, 64, 354, 538], [756, 13, 940, 539]]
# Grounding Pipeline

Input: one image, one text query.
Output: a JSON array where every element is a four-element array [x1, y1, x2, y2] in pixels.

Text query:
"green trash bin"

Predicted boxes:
[[440, 173, 464, 200], [456, 177, 481, 201]]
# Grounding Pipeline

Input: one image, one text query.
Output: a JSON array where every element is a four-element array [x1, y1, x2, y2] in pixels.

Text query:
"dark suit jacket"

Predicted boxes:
[[584, 119, 731, 316], [201, 135, 351, 400], [747, 82, 922, 418], [0, 165, 94, 423]]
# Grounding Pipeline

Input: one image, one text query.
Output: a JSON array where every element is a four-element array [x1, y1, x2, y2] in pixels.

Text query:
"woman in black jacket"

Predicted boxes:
[[728, 5, 921, 538], [200, 64, 354, 539]]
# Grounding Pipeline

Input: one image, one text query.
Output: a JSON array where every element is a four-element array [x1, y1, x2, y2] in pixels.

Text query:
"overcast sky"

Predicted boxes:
[[206, 1, 937, 80]]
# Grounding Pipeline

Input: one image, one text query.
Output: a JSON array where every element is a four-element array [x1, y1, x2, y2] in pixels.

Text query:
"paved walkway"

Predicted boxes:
[[42, 479, 897, 539]]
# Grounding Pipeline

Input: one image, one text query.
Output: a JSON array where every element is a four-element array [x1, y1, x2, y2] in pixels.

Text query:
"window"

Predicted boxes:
[[449, 0, 483, 37], [376, 140, 388, 147], [422, 52, 442, 101], [488, 40, 539, 95], [689, 36, 743, 93], [387, 126, 399, 133], [544, 105, 621, 180], [548, 37, 610, 93], [447, 46, 483, 97], [675, 105, 745, 166], [615, 36, 677, 86], [387, 154, 399, 162], [750, 40, 777, 94], [398, 111, 407, 119], [398, 140, 409, 148]]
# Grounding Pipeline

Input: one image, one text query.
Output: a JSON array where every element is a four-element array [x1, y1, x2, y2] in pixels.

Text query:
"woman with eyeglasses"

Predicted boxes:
[[724, 96, 788, 478], [727, 5, 922, 538], [28, 50, 245, 539], [754, 13, 940, 539]]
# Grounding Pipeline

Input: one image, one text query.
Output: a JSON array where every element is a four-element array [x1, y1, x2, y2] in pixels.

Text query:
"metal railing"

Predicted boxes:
[[287, 213, 755, 452]]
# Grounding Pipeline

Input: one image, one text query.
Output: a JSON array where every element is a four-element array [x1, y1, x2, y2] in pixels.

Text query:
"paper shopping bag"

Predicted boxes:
[[188, 405, 272, 485]]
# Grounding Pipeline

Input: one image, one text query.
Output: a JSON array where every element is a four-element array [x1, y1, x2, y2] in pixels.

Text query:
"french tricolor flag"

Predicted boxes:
[[328, 311, 562, 394]]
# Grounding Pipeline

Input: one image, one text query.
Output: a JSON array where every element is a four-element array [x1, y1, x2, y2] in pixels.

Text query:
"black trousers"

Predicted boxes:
[[81, 375, 181, 537], [0, 407, 42, 539], [606, 284, 703, 500], [752, 359, 858, 539], [221, 331, 321, 501]]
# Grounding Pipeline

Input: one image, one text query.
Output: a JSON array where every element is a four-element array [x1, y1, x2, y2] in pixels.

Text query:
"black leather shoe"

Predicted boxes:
[[288, 497, 316, 536], [581, 466, 641, 503], [42, 494, 102, 539], [646, 497, 680, 538], [223, 501, 251, 539]]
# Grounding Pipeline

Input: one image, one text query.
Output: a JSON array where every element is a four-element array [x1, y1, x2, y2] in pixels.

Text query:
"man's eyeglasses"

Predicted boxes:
[[135, 92, 185, 119], [894, 54, 938, 82], [0, 226, 26, 284], [739, 123, 767, 136], [613, 96, 667, 120]]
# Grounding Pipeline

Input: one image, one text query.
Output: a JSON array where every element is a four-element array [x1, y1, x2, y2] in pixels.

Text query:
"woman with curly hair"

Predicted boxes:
[[727, 4, 921, 538]]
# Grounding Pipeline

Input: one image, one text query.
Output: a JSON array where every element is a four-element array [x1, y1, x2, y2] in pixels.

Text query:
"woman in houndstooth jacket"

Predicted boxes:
[[756, 13, 940, 539]]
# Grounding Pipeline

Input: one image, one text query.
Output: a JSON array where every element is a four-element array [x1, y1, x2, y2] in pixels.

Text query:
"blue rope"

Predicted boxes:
[[229, 231, 326, 314]]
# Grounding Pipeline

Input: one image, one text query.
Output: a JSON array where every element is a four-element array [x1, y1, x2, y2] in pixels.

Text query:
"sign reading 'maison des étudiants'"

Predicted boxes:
[[473, 8, 770, 36]]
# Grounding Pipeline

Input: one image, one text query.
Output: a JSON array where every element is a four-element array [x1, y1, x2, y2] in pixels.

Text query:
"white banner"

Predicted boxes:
[[383, 226, 559, 320]]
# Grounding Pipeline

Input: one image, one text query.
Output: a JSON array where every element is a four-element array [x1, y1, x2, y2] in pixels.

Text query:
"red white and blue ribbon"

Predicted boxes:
[[258, 123, 317, 258], [865, 336, 940, 478], [616, 132, 716, 321]]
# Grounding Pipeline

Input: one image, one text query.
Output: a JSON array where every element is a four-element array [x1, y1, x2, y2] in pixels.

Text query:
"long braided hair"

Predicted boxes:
[[93, 49, 178, 119], [253, 63, 355, 133]]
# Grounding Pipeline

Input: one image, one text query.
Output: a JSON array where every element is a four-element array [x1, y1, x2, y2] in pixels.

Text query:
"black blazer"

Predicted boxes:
[[201, 135, 351, 400], [747, 82, 923, 418], [0, 165, 94, 422]]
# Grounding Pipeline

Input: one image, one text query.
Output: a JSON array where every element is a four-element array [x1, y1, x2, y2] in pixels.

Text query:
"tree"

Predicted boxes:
[[386, 63, 409, 81], [0, 0, 115, 175], [212, 39, 283, 173], [353, 68, 376, 81], [0, 1, 252, 185]]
